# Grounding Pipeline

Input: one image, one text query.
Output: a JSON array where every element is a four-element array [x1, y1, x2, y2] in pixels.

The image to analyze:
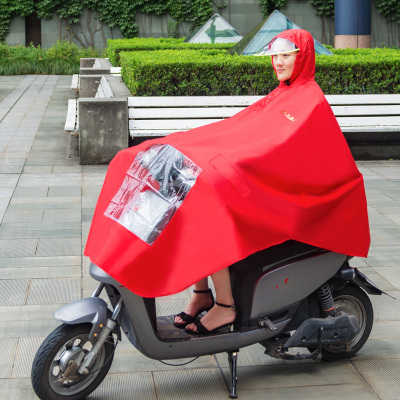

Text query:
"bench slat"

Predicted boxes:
[[130, 119, 222, 130], [64, 99, 77, 132], [128, 94, 400, 107], [129, 116, 400, 137], [129, 105, 400, 119], [110, 67, 122, 75], [71, 74, 79, 90], [130, 129, 183, 136], [128, 96, 264, 107], [336, 116, 400, 127], [130, 126, 400, 137], [331, 105, 400, 116], [340, 126, 400, 132], [130, 107, 245, 119], [325, 94, 400, 105]]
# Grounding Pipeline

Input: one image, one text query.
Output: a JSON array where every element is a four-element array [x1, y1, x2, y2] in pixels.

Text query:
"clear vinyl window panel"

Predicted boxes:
[[104, 145, 202, 245]]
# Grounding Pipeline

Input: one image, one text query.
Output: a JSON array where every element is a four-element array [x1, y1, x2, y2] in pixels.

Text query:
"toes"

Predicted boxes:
[[185, 323, 197, 333]]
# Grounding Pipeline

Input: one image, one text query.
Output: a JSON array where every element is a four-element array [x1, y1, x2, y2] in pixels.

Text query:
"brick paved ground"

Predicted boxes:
[[0, 75, 399, 399]]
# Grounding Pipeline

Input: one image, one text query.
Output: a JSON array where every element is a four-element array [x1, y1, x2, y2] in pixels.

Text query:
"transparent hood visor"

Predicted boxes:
[[255, 37, 299, 56]]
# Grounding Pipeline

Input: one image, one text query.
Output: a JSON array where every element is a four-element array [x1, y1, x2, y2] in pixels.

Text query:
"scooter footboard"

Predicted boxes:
[[54, 297, 108, 342], [282, 311, 360, 348]]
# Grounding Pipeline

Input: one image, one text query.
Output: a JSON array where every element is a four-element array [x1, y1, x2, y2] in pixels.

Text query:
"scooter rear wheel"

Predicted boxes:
[[319, 286, 373, 361], [31, 323, 114, 400]]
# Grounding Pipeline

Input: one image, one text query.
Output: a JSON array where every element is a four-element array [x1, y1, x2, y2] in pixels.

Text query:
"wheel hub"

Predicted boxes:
[[58, 347, 88, 384]]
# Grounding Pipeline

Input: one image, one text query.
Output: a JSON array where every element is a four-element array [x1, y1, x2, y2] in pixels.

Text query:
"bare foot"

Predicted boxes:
[[185, 303, 236, 333], [174, 290, 214, 326]]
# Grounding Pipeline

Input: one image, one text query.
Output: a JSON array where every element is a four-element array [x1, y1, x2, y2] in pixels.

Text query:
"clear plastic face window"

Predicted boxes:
[[104, 145, 202, 245]]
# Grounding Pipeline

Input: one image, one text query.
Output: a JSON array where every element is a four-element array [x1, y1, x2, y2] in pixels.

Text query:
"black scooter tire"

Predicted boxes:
[[31, 323, 114, 400], [320, 286, 373, 361]]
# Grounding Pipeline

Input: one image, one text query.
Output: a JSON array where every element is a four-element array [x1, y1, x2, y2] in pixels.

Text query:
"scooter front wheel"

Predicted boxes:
[[31, 323, 114, 400], [320, 286, 373, 361]]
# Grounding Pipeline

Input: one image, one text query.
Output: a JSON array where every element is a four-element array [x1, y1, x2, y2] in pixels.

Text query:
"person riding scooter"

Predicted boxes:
[[173, 29, 370, 335], [84, 29, 370, 332], [32, 29, 376, 400]]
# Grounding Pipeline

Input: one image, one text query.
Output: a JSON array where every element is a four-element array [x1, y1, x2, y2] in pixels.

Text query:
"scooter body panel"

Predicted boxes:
[[108, 284, 290, 359], [86, 242, 373, 361], [251, 252, 347, 318], [88, 247, 348, 360]]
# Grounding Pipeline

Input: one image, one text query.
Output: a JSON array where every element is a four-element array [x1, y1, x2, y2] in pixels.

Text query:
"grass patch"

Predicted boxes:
[[0, 41, 106, 75]]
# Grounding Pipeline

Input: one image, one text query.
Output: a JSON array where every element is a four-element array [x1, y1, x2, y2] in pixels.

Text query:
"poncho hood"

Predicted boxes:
[[85, 29, 370, 297], [274, 29, 315, 86]]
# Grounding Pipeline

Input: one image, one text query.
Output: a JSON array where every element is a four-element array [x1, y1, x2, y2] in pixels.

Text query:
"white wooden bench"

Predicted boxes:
[[64, 99, 79, 158], [71, 74, 79, 91], [64, 99, 79, 133], [128, 94, 400, 138], [110, 67, 122, 76], [128, 96, 263, 137]]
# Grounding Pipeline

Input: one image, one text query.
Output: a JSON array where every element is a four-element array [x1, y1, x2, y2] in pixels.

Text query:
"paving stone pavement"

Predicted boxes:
[[0, 75, 399, 400]]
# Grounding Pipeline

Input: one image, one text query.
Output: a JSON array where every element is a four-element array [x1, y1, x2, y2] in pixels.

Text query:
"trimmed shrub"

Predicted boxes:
[[317, 48, 400, 93], [120, 49, 276, 96], [119, 47, 400, 95], [107, 37, 235, 65]]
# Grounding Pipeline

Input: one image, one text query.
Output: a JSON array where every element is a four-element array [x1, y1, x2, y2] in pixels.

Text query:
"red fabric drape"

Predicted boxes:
[[84, 29, 370, 297]]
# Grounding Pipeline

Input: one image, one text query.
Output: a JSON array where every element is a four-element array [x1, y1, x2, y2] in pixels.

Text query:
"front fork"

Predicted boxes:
[[78, 283, 122, 375]]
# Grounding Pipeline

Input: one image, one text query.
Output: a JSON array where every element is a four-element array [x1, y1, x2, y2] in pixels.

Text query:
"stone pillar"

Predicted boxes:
[[78, 98, 129, 164], [334, 0, 371, 49]]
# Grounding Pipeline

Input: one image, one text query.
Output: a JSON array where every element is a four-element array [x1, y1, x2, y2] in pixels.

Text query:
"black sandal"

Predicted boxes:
[[185, 302, 236, 335], [173, 289, 214, 328]]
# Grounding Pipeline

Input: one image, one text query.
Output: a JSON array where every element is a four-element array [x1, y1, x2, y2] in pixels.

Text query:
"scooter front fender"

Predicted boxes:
[[54, 297, 108, 342]]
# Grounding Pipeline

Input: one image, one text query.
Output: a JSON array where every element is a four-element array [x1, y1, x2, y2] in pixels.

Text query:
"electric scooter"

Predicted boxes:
[[31, 144, 382, 399], [31, 240, 382, 400]]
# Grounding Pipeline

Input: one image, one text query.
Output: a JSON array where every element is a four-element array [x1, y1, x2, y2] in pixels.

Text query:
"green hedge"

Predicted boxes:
[[119, 47, 400, 95], [317, 48, 400, 93], [0, 41, 105, 75], [120, 49, 275, 96], [107, 37, 235, 66]]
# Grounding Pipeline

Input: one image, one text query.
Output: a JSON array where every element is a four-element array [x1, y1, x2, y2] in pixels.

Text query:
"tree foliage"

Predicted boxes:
[[309, 0, 334, 18], [259, 0, 287, 18], [0, 0, 213, 43], [375, 0, 400, 24]]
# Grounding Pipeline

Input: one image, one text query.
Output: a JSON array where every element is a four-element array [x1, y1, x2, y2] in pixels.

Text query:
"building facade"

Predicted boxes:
[[5, 0, 400, 49]]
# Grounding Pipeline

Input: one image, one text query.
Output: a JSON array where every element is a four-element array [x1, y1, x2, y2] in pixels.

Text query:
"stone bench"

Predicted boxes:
[[72, 75, 131, 164], [79, 58, 113, 75], [64, 76, 113, 135]]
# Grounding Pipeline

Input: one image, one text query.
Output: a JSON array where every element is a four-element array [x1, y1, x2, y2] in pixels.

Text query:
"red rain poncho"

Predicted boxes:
[[85, 29, 370, 297]]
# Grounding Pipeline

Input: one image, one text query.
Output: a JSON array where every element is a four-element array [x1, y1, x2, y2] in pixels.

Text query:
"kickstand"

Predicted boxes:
[[227, 350, 239, 398]]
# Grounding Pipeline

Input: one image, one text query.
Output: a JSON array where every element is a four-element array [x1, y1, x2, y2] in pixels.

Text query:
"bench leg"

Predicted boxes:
[[67, 132, 79, 158]]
